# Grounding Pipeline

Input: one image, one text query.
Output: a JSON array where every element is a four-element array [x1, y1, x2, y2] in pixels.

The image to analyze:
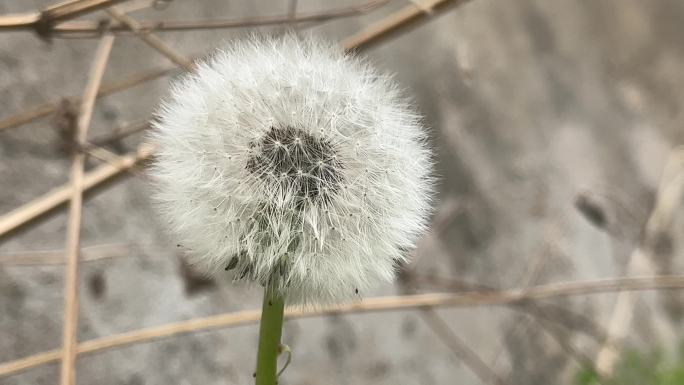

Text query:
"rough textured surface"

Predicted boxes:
[[1, 1, 684, 384]]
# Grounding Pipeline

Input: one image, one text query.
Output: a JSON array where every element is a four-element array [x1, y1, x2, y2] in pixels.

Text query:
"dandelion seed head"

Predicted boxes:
[[150, 34, 433, 306]]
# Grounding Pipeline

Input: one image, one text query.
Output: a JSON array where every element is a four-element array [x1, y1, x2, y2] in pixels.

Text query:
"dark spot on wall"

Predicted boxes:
[[574, 193, 607, 230], [178, 256, 216, 296], [88, 271, 107, 300]]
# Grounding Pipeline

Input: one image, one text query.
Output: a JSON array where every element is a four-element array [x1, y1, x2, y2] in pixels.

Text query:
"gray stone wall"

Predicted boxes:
[[1, 1, 684, 384]]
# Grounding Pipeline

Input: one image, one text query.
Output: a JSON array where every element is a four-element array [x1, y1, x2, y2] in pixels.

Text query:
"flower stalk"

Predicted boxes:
[[255, 286, 285, 385], [149, 34, 433, 380]]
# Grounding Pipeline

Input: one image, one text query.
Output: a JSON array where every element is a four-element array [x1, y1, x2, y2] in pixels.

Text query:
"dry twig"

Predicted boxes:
[[40, 0, 130, 25], [341, 0, 470, 50], [87, 119, 150, 147], [421, 308, 509, 385], [106, 7, 194, 70], [403, 199, 506, 385], [0, 0, 466, 133], [0, 0, 130, 35], [52, 0, 390, 37], [0, 144, 155, 239], [411, 273, 608, 342], [0, 243, 130, 265], [4, 275, 684, 378], [0, 0, 389, 36], [0, 63, 179, 132], [59, 33, 116, 385], [595, 147, 684, 376], [531, 314, 604, 382], [487, 250, 547, 371], [0, 0, 470, 237]]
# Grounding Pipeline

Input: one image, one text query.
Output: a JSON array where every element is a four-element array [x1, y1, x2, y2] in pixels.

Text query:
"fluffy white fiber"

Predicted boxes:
[[150, 34, 433, 306]]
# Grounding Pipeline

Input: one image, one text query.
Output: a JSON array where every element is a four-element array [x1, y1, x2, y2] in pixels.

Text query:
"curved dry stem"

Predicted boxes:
[[3, 275, 684, 379]]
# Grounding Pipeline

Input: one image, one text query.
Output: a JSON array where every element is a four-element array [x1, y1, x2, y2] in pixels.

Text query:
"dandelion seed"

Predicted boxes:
[[149, 34, 433, 306]]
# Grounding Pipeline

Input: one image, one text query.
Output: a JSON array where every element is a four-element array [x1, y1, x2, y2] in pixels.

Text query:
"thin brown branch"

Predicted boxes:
[[0, 243, 130, 265], [596, 147, 684, 376], [0, 0, 130, 35], [87, 119, 150, 147], [420, 308, 509, 385], [515, 300, 606, 344], [0, 13, 40, 32], [0, 0, 470, 237], [341, 0, 471, 51], [85, 145, 126, 165], [59, 33, 115, 385], [3, 275, 684, 378], [41, 0, 130, 24], [0, 63, 178, 132], [0, 143, 154, 240], [0, 0, 388, 126], [0, 275, 684, 377], [488, 250, 547, 371], [409, 273, 607, 342], [484, 241, 605, 381], [51, 0, 391, 36], [525, 307, 606, 384], [106, 7, 194, 70], [0, 0, 464, 133], [403, 202, 507, 385]]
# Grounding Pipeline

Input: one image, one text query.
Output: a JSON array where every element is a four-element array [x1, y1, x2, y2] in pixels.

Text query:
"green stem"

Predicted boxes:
[[255, 286, 285, 385]]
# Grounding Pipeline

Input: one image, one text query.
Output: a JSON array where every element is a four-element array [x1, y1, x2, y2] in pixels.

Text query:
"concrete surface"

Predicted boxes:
[[1, 0, 684, 384]]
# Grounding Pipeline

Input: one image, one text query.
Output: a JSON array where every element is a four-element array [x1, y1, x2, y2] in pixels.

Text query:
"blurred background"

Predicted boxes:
[[1, 0, 684, 384]]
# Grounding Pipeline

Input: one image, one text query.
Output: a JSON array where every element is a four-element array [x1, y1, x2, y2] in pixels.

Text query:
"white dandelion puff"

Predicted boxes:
[[149, 34, 433, 306]]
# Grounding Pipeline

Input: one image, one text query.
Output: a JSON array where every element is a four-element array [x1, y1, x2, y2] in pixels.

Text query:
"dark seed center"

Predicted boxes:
[[246, 126, 343, 203]]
